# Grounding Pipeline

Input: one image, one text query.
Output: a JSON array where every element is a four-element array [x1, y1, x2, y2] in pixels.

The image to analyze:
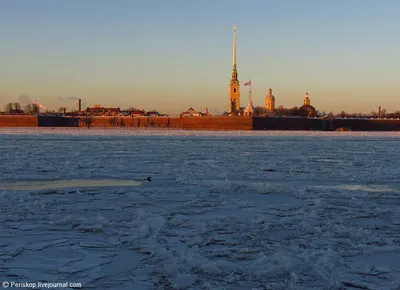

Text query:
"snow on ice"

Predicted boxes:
[[0, 128, 399, 289]]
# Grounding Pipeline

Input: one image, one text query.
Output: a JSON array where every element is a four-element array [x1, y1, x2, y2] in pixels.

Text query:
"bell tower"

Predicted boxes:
[[229, 26, 240, 114], [304, 92, 311, 106], [265, 88, 275, 112]]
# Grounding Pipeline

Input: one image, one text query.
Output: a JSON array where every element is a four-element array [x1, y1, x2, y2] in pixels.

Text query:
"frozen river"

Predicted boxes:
[[1, 128, 400, 289]]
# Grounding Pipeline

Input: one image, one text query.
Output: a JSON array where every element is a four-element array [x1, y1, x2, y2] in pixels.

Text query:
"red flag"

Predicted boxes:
[[244, 80, 251, 86]]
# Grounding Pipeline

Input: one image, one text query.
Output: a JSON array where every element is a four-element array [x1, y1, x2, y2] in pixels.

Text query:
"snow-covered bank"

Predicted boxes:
[[1, 127, 400, 137]]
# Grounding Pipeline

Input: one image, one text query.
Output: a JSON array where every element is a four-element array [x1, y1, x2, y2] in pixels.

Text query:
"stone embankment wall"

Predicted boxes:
[[181, 116, 252, 130], [0, 115, 38, 127], [253, 117, 400, 131], [253, 117, 321, 131], [333, 118, 400, 131], [1, 115, 400, 131], [79, 116, 252, 130], [82, 116, 181, 128]]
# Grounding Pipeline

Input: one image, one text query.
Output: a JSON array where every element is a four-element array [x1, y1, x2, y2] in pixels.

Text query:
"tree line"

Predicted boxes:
[[2, 103, 162, 116], [252, 106, 400, 118], [4, 101, 400, 118], [3, 102, 41, 115]]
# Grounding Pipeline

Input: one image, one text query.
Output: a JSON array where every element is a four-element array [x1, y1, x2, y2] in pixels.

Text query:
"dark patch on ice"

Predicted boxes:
[[40, 190, 63, 195], [262, 169, 277, 172], [342, 281, 370, 289], [260, 191, 279, 195]]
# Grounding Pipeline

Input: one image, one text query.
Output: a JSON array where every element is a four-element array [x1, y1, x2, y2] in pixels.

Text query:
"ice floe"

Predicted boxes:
[[0, 129, 399, 289]]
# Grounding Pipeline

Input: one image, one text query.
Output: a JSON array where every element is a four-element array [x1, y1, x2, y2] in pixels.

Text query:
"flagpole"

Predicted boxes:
[[249, 79, 252, 101]]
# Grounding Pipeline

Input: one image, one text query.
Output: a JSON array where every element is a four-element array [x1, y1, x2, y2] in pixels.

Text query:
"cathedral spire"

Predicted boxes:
[[233, 26, 237, 69], [229, 26, 240, 114], [231, 26, 238, 80]]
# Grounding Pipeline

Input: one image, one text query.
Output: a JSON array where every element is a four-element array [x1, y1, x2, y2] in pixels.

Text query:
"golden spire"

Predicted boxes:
[[231, 26, 238, 81], [233, 26, 236, 68]]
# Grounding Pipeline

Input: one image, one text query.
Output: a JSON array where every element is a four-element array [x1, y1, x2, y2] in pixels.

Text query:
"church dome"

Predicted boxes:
[[298, 92, 317, 117], [298, 104, 317, 117], [266, 88, 275, 99]]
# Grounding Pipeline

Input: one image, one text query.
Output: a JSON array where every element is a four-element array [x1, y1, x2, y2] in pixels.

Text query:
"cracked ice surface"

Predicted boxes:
[[0, 129, 400, 289]]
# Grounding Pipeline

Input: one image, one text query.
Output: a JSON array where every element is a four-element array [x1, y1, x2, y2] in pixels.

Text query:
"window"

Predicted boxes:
[[234, 88, 236, 93]]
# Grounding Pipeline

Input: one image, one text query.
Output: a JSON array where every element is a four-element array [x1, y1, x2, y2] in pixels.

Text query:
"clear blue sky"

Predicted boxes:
[[1, 0, 399, 114]]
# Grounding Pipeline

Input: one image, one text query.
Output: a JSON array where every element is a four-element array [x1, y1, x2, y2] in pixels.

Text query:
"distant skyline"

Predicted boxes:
[[1, 0, 399, 114]]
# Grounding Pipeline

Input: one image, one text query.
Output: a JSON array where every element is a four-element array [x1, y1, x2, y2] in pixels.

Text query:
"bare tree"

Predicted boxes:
[[119, 118, 125, 128], [32, 103, 40, 115], [24, 103, 40, 115], [13, 103, 22, 111], [4, 103, 13, 113], [58, 107, 67, 114], [130, 114, 134, 127], [84, 116, 92, 128], [126, 107, 136, 113], [254, 106, 267, 116], [109, 116, 118, 127], [275, 105, 285, 116], [288, 106, 299, 116], [24, 104, 32, 114], [391, 111, 400, 118]]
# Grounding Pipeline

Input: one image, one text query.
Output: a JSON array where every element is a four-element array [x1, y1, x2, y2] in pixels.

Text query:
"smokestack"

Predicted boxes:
[[378, 106, 381, 118], [78, 99, 82, 112]]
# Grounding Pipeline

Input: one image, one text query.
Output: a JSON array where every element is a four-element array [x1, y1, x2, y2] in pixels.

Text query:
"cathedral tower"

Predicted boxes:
[[229, 26, 240, 114], [265, 88, 275, 112], [304, 92, 311, 106]]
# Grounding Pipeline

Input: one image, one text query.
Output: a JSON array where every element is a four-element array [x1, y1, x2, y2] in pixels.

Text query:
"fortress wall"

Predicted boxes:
[[333, 118, 400, 131], [0, 115, 38, 127], [77, 116, 252, 130], [82, 116, 400, 131], [38, 116, 79, 127], [2, 115, 400, 131], [83, 116, 182, 128], [141, 117, 181, 128], [181, 116, 252, 130], [253, 117, 400, 131], [253, 117, 322, 130]]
